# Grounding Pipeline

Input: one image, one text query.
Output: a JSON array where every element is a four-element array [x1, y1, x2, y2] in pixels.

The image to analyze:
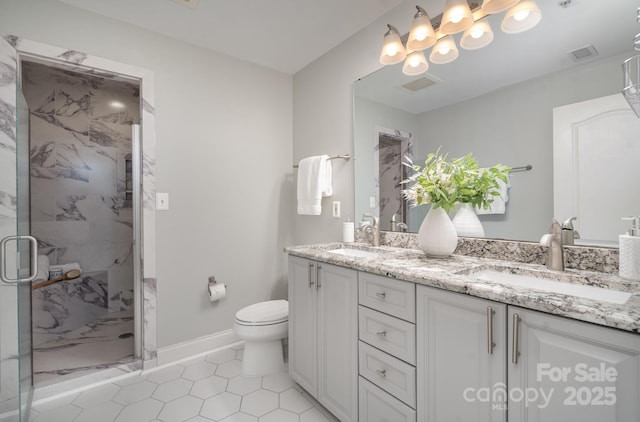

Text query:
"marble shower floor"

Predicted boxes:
[[33, 310, 136, 386], [29, 345, 336, 422]]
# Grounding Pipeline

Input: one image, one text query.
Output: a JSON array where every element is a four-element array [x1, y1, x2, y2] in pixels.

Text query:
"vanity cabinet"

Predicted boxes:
[[508, 307, 640, 422], [288, 256, 358, 422], [358, 272, 417, 422], [416, 285, 507, 422], [415, 284, 640, 422]]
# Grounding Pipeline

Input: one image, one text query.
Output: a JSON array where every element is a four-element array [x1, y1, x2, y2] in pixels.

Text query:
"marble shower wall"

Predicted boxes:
[[23, 62, 140, 344], [378, 134, 411, 231]]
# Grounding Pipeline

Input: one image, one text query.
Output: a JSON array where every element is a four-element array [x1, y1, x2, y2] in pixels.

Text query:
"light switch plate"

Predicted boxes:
[[369, 196, 376, 208], [156, 193, 169, 210], [332, 201, 341, 218]]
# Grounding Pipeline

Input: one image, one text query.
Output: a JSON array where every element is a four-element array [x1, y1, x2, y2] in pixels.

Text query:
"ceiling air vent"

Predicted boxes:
[[399, 74, 442, 92], [567, 44, 599, 62]]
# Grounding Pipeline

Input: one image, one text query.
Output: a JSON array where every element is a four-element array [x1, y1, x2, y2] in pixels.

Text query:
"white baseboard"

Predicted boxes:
[[157, 329, 241, 366]]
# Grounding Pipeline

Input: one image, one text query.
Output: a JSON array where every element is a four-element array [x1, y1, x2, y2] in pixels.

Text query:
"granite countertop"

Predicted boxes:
[[286, 242, 640, 334]]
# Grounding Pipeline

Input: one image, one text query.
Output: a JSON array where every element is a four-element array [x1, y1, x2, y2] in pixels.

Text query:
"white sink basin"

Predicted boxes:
[[328, 248, 383, 258], [471, 269, 632, 305]]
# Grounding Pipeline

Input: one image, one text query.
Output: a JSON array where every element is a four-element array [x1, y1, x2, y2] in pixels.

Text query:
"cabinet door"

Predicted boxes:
[[417, 285, 507, 422], [288, 256, 317, 396], [317, 263, 358, 422], [508, 307, 640, 422]]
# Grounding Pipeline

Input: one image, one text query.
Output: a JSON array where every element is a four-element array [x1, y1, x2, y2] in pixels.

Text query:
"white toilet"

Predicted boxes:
[[233, 300, 289, 376]]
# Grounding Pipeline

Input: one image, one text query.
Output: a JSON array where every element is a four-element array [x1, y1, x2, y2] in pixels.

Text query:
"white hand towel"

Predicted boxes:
[[297, 155, 332, 215], [35, 255, 50, 282], [476, 175, 510, 215], [62, 262, 81, 274]]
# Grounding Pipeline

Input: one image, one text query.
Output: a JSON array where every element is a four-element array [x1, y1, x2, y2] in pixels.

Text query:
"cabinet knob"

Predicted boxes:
[[375, 291, 386, 299], [376, 330, 387, 337], [376, 369, 387, 378]]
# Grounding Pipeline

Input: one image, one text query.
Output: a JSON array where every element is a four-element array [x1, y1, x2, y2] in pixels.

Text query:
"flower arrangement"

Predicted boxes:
[[401, 148, 510, 213]]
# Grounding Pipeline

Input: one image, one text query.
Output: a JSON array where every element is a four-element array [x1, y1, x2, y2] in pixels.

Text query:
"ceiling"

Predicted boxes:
[[57, 0, 405, 75], [355, 1, 640, 114]]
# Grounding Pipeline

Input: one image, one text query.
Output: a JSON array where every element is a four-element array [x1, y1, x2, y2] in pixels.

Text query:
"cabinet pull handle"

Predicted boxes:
[[376, 330, 387, 337], [376, 369, 387, 378], [487, 306, 495, 355], [316, 265, 321, 289], [375, 291, 386, 299], [512, 313, 520, 365], [308, 263, 315, 288]]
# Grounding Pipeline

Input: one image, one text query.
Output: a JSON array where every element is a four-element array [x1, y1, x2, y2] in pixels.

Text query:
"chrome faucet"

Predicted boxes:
[[540, 219, 564, 271], [391, 213, 408, 232], [362, 213, 380, 246], [561, 217, 580, 246]]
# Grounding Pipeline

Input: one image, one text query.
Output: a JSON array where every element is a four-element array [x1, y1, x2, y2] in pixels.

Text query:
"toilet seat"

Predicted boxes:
[[235, 300, 288, 326]]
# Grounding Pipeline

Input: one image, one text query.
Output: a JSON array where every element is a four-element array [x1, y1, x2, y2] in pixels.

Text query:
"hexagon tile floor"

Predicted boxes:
[[29, 345, 336, 422]]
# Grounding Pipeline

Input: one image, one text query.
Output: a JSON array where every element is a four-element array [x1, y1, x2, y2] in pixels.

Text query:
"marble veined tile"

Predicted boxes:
[[31, 167, 90, 196], [32, 271, 109, 346], [33, 309, 135, 386], [30, 112, 89, 148], [31, 193, 56, 222], [57, 241, 132, 274], [30, 142, 56, 168], [89, 120, 132, 149], [31, 220, 90, 249], [0, 97, 16, 145], [56, 195, 88, 221]]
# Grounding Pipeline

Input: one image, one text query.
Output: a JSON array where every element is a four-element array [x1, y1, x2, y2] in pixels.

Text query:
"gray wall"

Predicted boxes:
[[294, 0, 632, 244], [0, 0, 293, 349], [412, 52, 626, 241], [293, 4, 410, 245]]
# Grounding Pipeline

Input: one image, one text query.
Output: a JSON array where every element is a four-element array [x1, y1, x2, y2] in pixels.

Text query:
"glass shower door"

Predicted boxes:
[[0, 86, 35, 421]]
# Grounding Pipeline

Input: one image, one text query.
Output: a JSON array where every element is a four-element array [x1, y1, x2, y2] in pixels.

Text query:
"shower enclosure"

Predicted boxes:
[[21, 61, 141, 386], [0, 78, 35, 422], [0, 34, 157, 419]]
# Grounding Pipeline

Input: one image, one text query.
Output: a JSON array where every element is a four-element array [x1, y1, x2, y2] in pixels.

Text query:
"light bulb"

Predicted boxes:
[[409, 56, 420, 67], [439, 45, 451, 55], [514, 9, 530, 21], [471, 28, 484, 39], [415, 28, 427, 41], [385, 44, 399, 56], [450, 10, 464, 23]]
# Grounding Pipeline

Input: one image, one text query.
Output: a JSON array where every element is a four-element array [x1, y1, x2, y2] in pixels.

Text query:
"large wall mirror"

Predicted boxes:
[[354, 1, 640, 247]]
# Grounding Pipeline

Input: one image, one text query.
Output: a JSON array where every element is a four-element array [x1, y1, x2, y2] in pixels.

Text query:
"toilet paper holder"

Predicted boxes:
[[208, 276, 228, 289]]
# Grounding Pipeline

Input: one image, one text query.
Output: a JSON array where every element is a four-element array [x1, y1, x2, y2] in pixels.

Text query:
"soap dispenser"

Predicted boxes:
[[619, 217, 640, 281]]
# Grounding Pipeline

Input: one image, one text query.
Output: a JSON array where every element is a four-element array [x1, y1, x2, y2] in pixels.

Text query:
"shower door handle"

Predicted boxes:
[[0, 235, 38, 284]]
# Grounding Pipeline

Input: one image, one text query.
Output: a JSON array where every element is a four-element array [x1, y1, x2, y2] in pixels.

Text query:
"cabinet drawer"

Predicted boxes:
[[359, 377, 416, 422], [359, 306, 416, 365], [359, 272, 415, 322], [359, 341, 416, 407]]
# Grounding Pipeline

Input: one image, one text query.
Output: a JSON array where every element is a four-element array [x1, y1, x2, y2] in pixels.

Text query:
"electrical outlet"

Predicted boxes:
[[156, 193, 169, 210], [332, 201, 341, 218], [370, 196, 376, 208]]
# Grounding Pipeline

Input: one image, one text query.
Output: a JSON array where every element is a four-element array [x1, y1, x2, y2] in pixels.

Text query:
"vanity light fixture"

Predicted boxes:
[[480, 0, 519, 14], [380, 24, 407, 65], [440, 0, 474, 35], [406, 6, 437, 51], [460, 17, 494, 50], [381, 0, 542, 76], [403, 50, 430, 75], [429, 36, 459, 64], [501, 0, 542, 34]]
